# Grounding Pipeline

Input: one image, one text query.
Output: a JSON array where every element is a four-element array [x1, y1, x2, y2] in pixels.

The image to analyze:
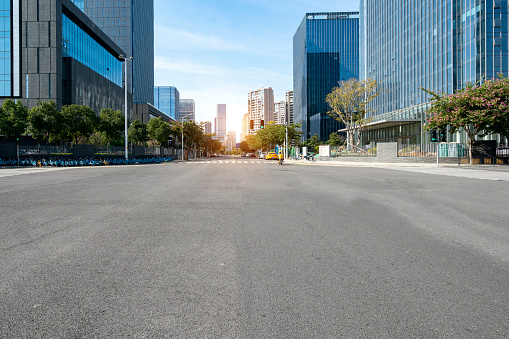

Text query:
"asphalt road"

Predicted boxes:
[[1, 159, 508, 338]]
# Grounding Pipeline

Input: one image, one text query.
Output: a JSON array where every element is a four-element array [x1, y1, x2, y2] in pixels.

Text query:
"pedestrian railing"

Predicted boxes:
[[398, 143, 469, 157], [330, 145, 377, 157]]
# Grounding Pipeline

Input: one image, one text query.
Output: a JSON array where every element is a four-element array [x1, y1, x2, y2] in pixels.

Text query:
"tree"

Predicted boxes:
[[239, 141, 255, 153], [326, 78, 379, 149], [28, 101, 63, 144], [128, 120, 149, 145], [303, 134, 321, 153], [0, 99, 29, 141], [327, 132, 345, 146], [99, 108, 124, 145], [60, 104, 99, 143], [147, 117, 171, 146], [245, 134, 262, 153], [422, 76, 509, 164]]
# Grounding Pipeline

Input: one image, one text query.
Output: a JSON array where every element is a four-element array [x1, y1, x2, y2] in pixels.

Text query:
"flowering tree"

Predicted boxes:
[[422, 76, 509, 164]]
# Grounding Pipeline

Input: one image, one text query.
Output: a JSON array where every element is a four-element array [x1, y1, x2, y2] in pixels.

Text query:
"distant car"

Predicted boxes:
[[265, 152, 278, 160], [210, 153, 217, 157], [241, 153, 247, 157], [247, 153, 256, 157]]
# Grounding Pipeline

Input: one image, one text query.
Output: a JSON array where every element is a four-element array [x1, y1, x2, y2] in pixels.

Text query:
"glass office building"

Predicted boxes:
[[71, 0, 154, 105], [294, 12, 359, 141], [360, 0, 509, 144], [0, 0, 20, 98], [154, 86, 179, 120], [0, 0, 125, 114]]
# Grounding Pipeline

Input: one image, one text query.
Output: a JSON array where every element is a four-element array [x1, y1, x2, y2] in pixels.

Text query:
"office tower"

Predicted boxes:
[[70, 0, 154, 105], [179, 99, 195, 121], [203, 121, 212, 135], [154, 86, 180, 120], [360, 0, 509, 144], [0, 0, 125, 114], [215, 104, 226, 142], [285, 91, 294, 125], [274, 101, 286, 125], [293, 12, 359, 141], [248, 87, 274, 133]]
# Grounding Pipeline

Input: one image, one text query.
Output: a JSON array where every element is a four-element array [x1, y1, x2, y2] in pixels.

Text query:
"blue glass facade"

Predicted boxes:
[[70, 0, 154, 105], [154, 86, 179, 120], [62, 13, 122, 87], [360, 0, 509, 144], [294, 12, 359, 141], [0, 0, 20, 97]]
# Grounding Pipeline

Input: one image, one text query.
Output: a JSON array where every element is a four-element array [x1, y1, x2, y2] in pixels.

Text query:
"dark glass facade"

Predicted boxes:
[[62, 13, 122, 87], [154, 86, 179, 120], [71, 0, 154, 105], [294, 12, 359, 141], [360, 0, 509, 144]]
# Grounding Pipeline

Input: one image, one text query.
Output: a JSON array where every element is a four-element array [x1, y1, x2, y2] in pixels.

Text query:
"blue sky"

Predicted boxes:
[[154, 0, 359, 137]]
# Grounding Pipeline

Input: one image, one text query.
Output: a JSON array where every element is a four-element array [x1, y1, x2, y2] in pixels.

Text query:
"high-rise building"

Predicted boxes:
[[0, 0, 125, 114], [154, 86, 179, 120], [248, 87, 274, 133], [293, 12, 359, 141], [285, 91, 294, 125], [179, 99, 195, 121], [70, 0, 154, 105], [274, 101, 286, 125], [360, 0, 508, 145], [215, 104, 226, 142], [203, 121, 212, 135]]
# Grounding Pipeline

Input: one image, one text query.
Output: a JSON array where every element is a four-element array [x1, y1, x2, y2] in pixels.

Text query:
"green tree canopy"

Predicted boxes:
[[99, 108, 125, 145], [147, 117, 171, 146], [327, 132, 344, 146], [0, 99, 29, 141], [28, 101, 62, 143], [128, 120, 149, 145], [60, 104, 99, 143]]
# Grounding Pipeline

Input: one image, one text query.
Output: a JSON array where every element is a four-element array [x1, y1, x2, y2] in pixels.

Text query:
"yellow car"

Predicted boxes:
[[265, 152, 278, 160]]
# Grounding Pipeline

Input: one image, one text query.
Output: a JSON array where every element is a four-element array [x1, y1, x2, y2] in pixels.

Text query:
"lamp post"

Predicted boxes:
[[181, 113, 193, 160], [119, 55, 133, 160]]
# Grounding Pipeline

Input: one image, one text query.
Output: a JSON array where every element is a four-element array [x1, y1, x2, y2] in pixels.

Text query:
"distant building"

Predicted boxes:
[[0, 0, 126, 115], [215, 104, 226, 142], [285, 91, 294, 125], [274, 101, 286, 125], [203, 121, 212, 135], [70, 0, 154, 105], [179, 99, 195, 121], [294, 12, 359, 141], [154, 86, 180, 120], [248, 87, 274, 133], [225, 131, 236, 152], [241, 113, 249, 141]]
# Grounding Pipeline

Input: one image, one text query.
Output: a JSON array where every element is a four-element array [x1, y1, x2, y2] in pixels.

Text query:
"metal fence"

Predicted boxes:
[[330, 144, 377, 157], [398, 143, 469, 157], [16, 144, 169, 157]]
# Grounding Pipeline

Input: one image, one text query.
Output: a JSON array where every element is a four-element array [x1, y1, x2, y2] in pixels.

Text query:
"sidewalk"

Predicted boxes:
[[286, 159, 509, 181]]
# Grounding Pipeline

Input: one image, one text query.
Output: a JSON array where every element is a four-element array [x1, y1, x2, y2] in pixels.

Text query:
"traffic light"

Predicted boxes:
[[430, 130, 437, 142], [439, 129, 446, 142], [260, 120, 264, 129], [249, 120, 254, 129]]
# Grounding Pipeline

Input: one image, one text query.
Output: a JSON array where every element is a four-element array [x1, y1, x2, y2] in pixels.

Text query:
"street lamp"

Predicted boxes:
[[119, 55, 133, 160], [181, 113, 193, 160]]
